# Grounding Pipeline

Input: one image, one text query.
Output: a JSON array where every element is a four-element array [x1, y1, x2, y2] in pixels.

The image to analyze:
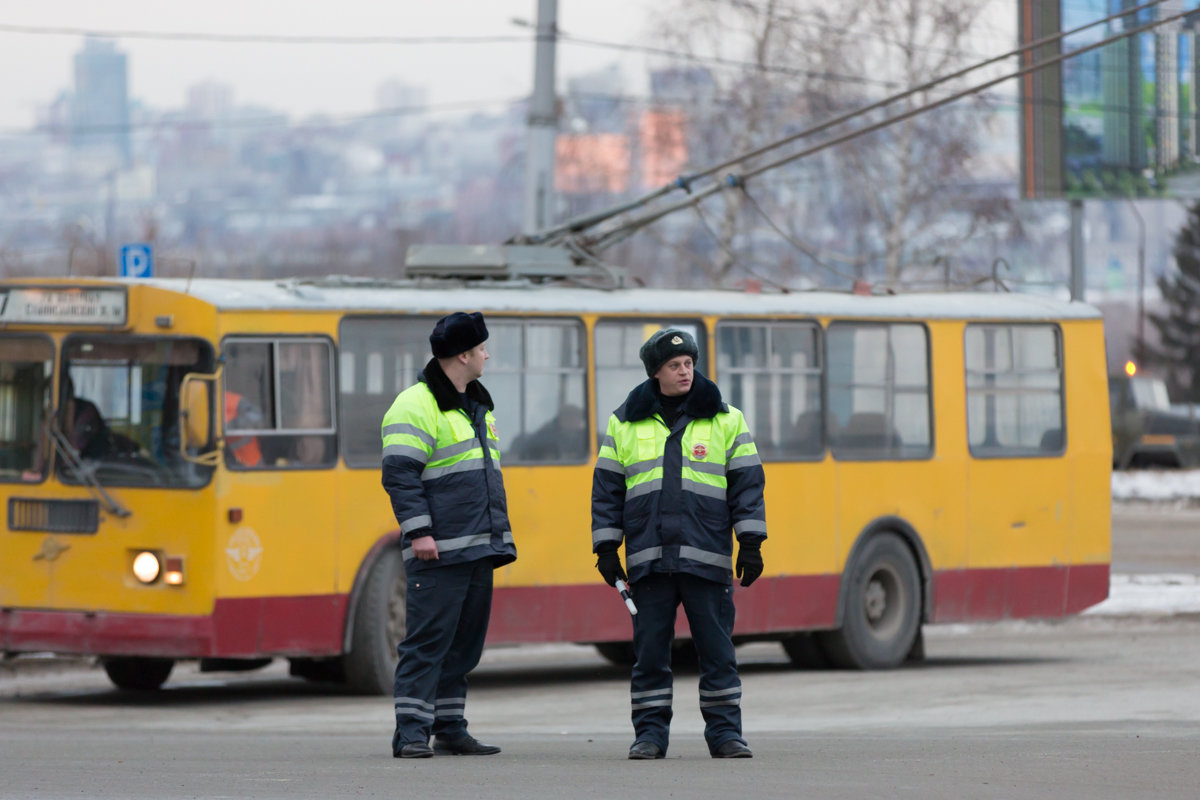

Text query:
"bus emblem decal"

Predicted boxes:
[[33, 536, 70, 562], [225, 527, 263, 582]]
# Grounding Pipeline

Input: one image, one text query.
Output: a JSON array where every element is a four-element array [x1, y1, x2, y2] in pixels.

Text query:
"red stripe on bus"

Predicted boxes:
[[0, 564, 1109, 658], [0, 594, 347, 658], [929, 563, 1109, 622], [483, 575, 843, 644]]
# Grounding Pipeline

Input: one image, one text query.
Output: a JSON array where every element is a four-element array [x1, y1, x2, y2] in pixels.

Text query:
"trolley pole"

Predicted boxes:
[[523, 0, 559, 236], [1069, 197, 1086, 301]]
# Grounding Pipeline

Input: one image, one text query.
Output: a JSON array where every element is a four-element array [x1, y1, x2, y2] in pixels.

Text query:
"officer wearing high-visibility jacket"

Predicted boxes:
[[381, 311, 516, 759], [591, 328, 766, 761]]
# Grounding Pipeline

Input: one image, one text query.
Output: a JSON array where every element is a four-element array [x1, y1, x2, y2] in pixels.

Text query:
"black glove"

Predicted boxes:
[[736, 542, 763, 587], [595, 548, 627, 587]]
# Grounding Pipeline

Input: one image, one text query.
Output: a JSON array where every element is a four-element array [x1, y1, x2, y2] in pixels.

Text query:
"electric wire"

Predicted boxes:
[[580, 3, 1190, 255], [689, 201, 794, 291], [525, 0, 1170, 245], [0, 22, 527, 45]]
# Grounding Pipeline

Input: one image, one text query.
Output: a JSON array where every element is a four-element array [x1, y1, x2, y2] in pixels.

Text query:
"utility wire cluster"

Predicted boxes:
[[511, 0, 1183, 271]]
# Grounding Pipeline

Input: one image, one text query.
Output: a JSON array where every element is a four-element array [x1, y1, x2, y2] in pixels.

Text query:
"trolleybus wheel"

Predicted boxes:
[[781, 633, 833, 669], [818, 532, 920, 670], [344, 547, 405, 695], [594, 642, 635, 666], [593, 640, 699, 668], [102, 657, 174, 691]]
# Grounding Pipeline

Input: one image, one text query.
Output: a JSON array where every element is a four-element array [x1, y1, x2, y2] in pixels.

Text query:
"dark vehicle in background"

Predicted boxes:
[[1109, 374, 1200, 469]]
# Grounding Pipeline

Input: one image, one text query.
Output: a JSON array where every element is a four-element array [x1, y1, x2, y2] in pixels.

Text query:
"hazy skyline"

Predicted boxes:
[[0, 0, 652, 131]]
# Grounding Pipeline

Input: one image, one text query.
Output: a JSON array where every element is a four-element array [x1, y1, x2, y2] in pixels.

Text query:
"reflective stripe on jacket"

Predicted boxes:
[[591, 371, 766, 585], [381, 361, 516, 570]]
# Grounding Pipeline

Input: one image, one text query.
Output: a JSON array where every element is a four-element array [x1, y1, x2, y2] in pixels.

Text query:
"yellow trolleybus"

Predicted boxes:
[[0, 277, 1110, 692]]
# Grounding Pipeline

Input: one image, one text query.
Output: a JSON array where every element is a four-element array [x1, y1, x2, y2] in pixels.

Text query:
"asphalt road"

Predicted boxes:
[[1, 505, 1198, 799], [2, 617, 1198, 800], [1111, 504, 1200, 573]]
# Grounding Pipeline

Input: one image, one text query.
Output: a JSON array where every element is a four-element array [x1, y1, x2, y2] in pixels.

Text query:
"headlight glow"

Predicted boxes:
[[132, 551, 161, 584]]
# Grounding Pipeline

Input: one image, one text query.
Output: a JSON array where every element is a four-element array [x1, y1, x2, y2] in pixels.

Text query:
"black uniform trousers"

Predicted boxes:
[[391, 557, 493, 754], [629, 572, 745, 755]]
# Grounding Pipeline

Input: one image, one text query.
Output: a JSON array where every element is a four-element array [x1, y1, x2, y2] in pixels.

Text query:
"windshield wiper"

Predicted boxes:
[[49, 417, 131, 518]]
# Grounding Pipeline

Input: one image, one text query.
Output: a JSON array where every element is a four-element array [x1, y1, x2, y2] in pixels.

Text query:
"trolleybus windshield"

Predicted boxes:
[[57, 335, 215, 488]]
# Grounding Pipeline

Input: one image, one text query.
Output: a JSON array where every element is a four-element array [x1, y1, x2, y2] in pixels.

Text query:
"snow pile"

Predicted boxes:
[[1084, 573, 1200, 616], [1111, 470, 1200, 502]]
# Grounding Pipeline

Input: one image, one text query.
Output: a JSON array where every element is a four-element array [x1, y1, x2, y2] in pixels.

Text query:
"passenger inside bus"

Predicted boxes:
[[511, 404, 587, 461], [224, 390, 264, 467]]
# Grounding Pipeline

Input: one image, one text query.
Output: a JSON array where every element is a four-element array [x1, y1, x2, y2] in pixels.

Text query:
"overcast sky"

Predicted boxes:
[[0, 0, 652, 130]]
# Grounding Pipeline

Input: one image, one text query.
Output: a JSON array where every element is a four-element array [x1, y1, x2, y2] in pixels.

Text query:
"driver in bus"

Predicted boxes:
[[62, 376, 112, 461]]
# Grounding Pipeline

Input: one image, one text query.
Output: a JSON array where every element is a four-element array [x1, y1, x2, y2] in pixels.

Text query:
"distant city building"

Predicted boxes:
[[71, 38, 130, 163], [638, 110, 687, 190], [186, 81, 234, 120], [566, 64, 625, 133], [376, 80, 428, 112], [555, 133, 630, 194], [1101, 24, 1144, 171], [648, 66, 716, 102], [1153, 2, 1185, 169], [374, 80, 428, 138], [1189, 29, 1200, 161]]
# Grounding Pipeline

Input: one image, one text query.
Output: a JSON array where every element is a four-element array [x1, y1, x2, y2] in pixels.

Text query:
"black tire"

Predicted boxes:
[[343, 548, 406, 695], [594, 640, 697, 668], [594, 642, 635, 666], [781, 633, 833, 670], [103, 657, 174, 691], [818, 532, 921, 670]]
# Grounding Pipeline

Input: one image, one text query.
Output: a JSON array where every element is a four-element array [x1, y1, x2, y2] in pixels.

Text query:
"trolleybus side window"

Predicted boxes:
[[0, 335, 54, 482], [965, 324, 1065, 457], [487, 318, 588, 464], [223, 338, 336, 470], [716, 321, 823, 460], [827, 322, 932, 461], [338, 317, 430, 468], [593, 319, 707, 444]]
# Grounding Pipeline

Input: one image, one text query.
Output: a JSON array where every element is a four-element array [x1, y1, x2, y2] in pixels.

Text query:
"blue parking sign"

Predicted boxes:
[[120, 243, 154, 278]]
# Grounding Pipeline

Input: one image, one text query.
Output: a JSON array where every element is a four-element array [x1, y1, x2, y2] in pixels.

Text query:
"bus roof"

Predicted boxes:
[[11, 277, 1104, 321], [142, 278, 1101, 321]]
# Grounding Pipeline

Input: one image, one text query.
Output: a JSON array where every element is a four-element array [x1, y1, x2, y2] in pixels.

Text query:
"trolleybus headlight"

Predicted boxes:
[[132, 551, 161, 584]]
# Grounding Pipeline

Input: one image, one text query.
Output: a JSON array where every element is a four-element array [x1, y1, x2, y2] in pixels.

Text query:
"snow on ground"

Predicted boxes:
[[1085, 573, 1200, 616], [1112, 469, 1200, 502]]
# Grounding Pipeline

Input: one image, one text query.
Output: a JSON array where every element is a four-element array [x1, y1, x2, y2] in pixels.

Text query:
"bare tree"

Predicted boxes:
[[643, 0, 1003, 288]]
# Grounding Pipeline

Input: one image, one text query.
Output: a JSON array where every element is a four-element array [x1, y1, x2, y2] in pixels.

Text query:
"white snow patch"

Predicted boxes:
[[1084, 573, 1200, 616], [1112, 469, 1200, 502]]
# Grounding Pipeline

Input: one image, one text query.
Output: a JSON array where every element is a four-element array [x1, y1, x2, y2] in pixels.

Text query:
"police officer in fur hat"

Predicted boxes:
[[591, 328, 767, 760], [382, 311, 517, 758]]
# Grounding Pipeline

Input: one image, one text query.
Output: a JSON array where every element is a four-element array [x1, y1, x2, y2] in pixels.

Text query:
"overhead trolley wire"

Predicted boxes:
[[518, 0, 1169, 248], [562, 1, 1182, 255], [0, 22, 528, 45]]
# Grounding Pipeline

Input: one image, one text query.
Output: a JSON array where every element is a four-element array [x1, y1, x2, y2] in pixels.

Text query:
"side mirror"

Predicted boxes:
[[180, 372, 215, 453]]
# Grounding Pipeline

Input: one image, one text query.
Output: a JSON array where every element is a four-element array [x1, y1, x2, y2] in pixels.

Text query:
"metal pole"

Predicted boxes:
[[1069, 198, 1086, 301], [523, 0, 558, 236], [1128, 198, 1146, 358], [106, 169, 117, 276]]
